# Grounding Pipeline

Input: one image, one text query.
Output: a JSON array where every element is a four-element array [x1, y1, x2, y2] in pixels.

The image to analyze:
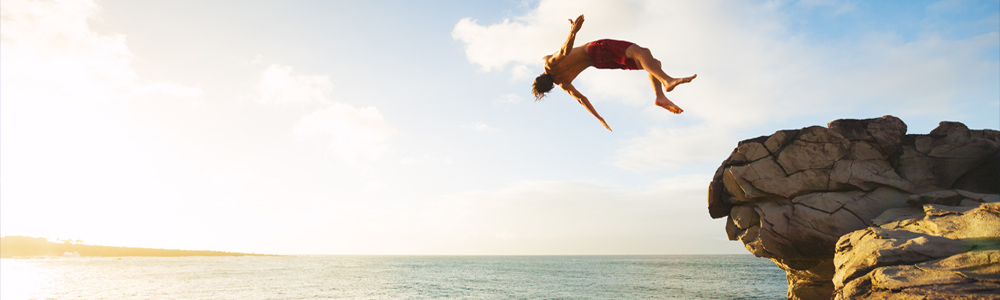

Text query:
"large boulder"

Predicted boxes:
[[707, 116, 999, 299], [833, 195, 1000, 299]]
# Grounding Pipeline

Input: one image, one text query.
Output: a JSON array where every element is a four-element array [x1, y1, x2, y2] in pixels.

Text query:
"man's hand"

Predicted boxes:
[[569, 14, 584, 33], [597, 116, 612, 131]]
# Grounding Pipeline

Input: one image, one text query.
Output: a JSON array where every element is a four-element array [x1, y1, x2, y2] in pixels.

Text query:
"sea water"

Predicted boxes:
[[1, 255, 786, 299]]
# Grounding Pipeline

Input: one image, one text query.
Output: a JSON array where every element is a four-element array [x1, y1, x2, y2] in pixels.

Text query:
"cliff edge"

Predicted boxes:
[[707, 116, 999, 299]]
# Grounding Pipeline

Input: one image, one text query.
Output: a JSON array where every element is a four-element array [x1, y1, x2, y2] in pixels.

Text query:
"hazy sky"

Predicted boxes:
[[1, 0, 997, 255]]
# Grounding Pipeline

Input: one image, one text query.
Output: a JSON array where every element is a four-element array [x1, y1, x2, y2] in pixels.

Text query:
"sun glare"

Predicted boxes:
[[0, 259, 51, 299]]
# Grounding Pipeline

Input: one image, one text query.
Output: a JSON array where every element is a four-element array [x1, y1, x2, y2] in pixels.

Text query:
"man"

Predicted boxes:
[[532, 14, 696, 131]]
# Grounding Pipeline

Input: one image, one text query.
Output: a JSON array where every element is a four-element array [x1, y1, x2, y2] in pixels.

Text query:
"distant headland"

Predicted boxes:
[[0, 236, 276, 258]]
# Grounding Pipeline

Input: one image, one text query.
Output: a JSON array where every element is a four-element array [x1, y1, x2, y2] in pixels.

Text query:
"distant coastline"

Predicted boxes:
[[0, 236, 275, 258]]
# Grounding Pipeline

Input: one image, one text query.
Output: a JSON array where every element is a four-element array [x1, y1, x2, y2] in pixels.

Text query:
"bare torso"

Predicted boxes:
[[543, 43, 593, 86]]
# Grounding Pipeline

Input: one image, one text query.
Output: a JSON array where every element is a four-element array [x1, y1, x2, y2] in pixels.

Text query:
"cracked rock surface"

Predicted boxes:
[[833, 200, 1000, 299], [707, 116, 999, 299]]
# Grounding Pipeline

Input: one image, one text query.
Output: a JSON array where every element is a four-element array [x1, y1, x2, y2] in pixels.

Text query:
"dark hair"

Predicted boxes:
[[532, 73, 554, 101]]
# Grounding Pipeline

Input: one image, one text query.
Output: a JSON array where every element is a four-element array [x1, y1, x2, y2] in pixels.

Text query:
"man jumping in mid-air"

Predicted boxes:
[[532, 14, 696, 131]]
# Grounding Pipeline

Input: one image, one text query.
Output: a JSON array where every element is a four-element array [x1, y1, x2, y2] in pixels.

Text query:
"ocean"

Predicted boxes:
[[1, 255, 786, 299]]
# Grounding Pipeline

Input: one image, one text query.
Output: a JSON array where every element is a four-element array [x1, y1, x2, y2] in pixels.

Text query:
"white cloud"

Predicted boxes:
[[293, 102, 397, 165], [461, 122, 501, 132], [256, 64, 333, 107], [493, 93, 527, 107], [510, 64, 535, 81], [0, 0, 202, 103], [249, 62, 398, 166], [247, 54, 263, 65], [451, 17, 551, 73]]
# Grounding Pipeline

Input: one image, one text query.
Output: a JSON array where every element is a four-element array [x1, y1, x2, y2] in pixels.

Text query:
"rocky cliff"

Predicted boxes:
[[707, 116, 999, 299]]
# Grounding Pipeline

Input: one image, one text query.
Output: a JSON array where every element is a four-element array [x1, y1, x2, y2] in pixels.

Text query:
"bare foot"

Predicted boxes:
[[655, 97, 684, 114], [664, 74, 697, 92]]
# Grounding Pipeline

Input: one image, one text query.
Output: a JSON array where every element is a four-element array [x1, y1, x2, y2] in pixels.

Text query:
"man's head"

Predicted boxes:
[[532, 73, 554, 101]]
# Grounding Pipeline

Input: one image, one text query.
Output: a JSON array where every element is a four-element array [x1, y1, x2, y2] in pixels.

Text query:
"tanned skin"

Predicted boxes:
[[541, 14, 696, 131]]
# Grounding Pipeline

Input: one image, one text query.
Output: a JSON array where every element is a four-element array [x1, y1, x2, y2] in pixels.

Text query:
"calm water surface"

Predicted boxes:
[[1, 255, 786, 299]]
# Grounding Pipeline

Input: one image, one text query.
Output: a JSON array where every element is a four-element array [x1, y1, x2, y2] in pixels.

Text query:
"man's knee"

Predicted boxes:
[[630, 47, 658, 64], [641, 50, 661, 65], [627, 45, 651, 57], [637, 46, 652, 56]]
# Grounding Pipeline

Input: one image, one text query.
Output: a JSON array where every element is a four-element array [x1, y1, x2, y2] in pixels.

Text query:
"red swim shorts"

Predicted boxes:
[[587, 39, 641, 70]]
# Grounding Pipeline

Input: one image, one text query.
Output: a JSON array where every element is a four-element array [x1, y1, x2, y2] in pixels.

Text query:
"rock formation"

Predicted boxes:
[[707, 116, 999, 299], [833, 192, 999, 299]]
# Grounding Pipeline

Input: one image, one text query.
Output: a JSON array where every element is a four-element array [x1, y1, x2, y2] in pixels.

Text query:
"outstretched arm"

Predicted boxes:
[[561, 83, 611, 131], [548, 14, 585, 65]]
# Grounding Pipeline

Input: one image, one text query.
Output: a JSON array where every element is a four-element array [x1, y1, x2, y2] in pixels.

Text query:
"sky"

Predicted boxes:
[[1, 0, 997, 255]]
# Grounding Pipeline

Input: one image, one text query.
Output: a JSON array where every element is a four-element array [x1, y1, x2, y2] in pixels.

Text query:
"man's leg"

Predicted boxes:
[[650, 74, 683, 114], [626, 45, 696, 92]]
